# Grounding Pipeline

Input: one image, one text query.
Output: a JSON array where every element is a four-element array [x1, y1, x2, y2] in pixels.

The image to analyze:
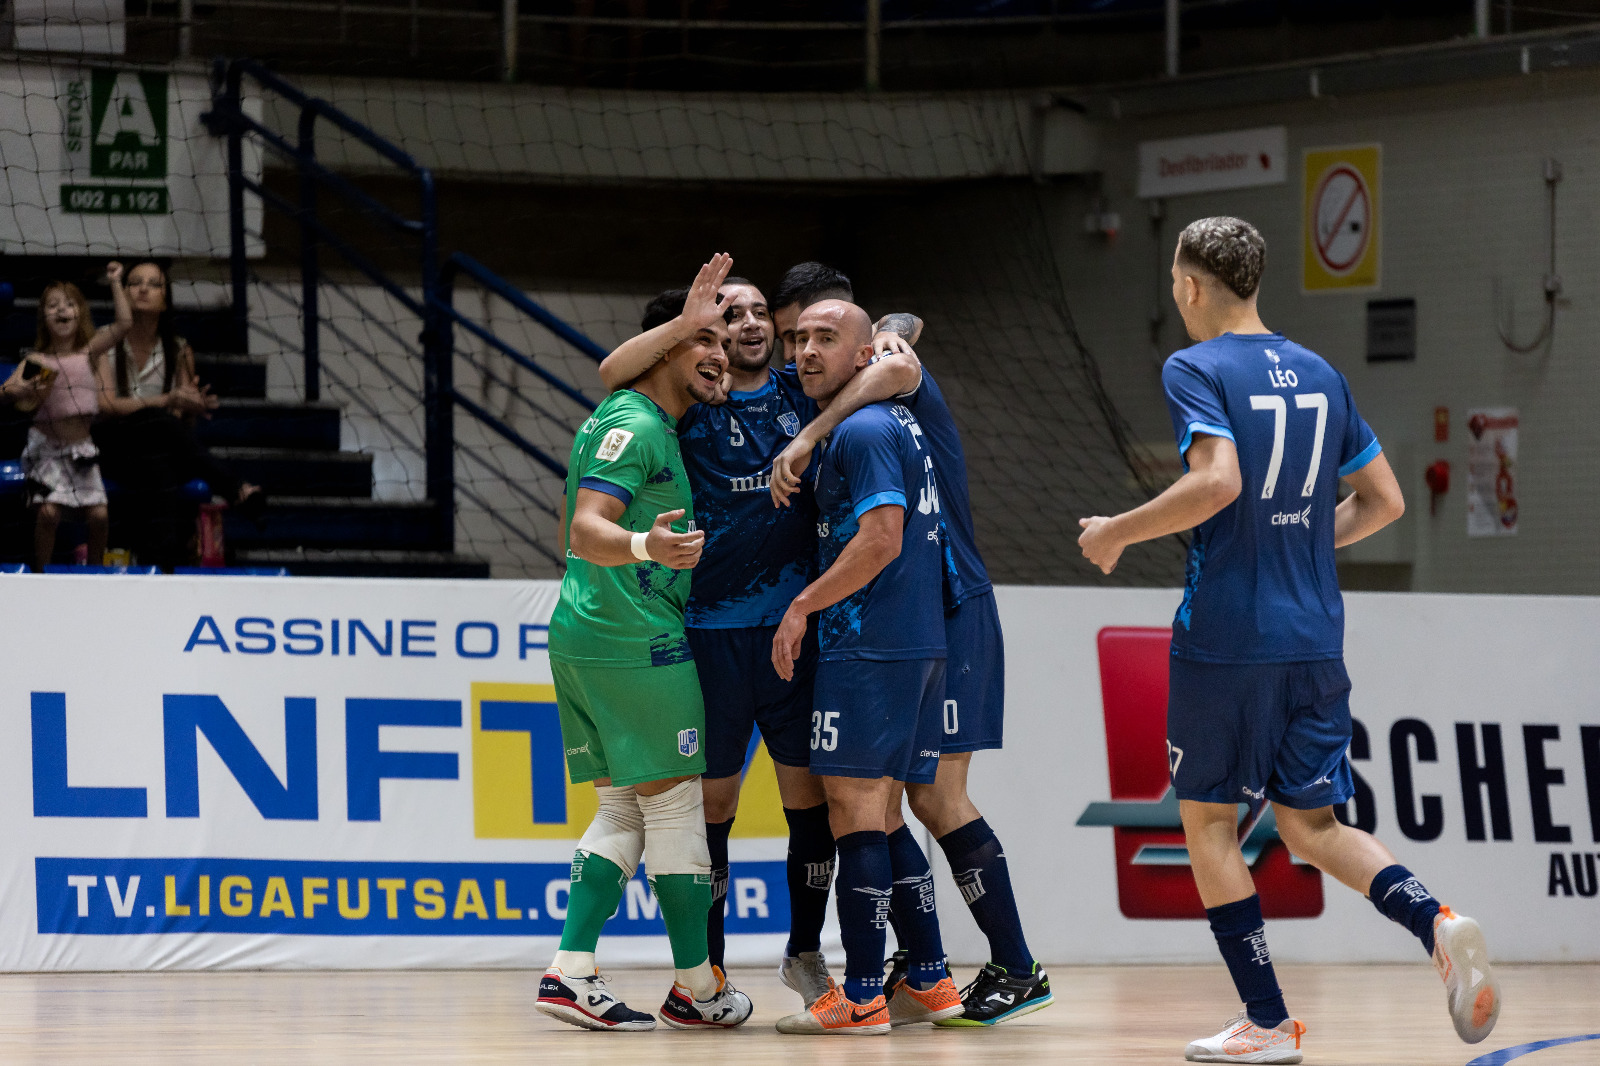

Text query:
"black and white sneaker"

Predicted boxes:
[[934, 962, 1054, 1027], [536, 967, 656, 1031], [883, 949, 910, 1001], [658, 966, 754, 1029]]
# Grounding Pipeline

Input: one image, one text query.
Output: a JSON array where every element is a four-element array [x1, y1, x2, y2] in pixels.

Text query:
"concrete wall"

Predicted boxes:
[[1043, 71, 1600, 594]]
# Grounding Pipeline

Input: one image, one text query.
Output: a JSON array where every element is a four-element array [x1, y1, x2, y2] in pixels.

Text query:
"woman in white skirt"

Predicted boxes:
[[1, 263, 131, 570]]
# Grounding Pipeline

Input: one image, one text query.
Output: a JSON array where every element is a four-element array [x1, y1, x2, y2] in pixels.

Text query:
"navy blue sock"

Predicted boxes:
[[887, 826, 946, 988], [936, 817, 1035, 974], [783, 803, 835, 957], [705, 818, 733, 969], [834, 830, 891, 1004], [1206, 895, 1288, 1029], [1368, 864, 1442, 957]]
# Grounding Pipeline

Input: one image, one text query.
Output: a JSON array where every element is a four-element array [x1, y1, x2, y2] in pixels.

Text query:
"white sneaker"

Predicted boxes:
[[659, 966, 754, 1029], [1432, 906, 1501, 1044], [536, 967, 656, 1031], [779, 951, 833, 1008], [1185, 1012, 1306, 1063]]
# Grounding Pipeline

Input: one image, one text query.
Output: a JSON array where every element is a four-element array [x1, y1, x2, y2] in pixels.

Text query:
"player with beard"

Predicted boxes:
[[596, 255, 921, 1006], [537, 287, 752, 1033], [769, 268, 1054, 1027]]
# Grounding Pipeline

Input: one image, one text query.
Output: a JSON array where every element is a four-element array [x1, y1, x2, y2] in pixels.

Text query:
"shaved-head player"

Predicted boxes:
[[772, 300, 961, 1035]]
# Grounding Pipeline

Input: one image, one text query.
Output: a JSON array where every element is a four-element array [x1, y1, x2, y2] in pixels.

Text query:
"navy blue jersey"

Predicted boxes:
[[898, 366, 992, 607], [678, 366, 820, 628], [1163, 332, 1381, 664], [812, 400, 947, 661]]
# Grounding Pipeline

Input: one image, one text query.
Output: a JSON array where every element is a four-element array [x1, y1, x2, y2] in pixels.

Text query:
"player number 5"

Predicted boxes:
[[811, 710, 839, 752], [1248, 392, 1328, 499]]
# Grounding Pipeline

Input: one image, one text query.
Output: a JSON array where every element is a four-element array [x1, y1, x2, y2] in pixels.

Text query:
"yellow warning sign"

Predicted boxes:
[[1303, 144, 1381, 292]]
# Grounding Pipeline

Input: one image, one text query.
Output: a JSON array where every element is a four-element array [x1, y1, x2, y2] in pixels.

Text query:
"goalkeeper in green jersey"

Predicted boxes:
[[536, 260, 755, 1032]]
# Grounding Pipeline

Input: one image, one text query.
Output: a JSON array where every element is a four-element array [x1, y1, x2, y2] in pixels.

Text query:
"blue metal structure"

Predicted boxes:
[[204, 59, 604, 561]]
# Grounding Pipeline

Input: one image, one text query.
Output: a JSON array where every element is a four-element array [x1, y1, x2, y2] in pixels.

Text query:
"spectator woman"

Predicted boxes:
[[93, 260, 263, 569], [0, 264, 130, 570]]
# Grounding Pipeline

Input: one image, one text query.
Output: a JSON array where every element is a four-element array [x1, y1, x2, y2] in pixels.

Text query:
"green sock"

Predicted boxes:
[[558, 850, 627, 953], [650, 873, 713, 969]]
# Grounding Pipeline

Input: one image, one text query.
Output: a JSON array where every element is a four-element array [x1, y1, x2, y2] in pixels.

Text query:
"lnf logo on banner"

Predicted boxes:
[[28, 611, 788, 939]]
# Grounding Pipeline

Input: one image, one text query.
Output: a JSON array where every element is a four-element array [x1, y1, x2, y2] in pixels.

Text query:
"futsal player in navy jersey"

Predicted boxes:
[[770, 300, 960, 1035], [771, 285, 1052, 1027], [1077, 217, 1500, 1063], [596, 256, 921, 1007]]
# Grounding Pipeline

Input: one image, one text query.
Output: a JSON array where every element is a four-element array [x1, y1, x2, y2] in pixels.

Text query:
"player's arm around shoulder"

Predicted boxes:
[[1077, 434, 1241, 575], [1334, 450, 1404, 549], [768, 348, 921, 508]]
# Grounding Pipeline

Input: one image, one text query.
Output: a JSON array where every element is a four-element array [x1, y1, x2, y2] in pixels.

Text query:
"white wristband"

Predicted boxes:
[[630, 531, 652, 562]]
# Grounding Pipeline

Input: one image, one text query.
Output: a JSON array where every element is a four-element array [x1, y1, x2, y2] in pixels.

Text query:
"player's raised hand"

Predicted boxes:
[[770, 605, 809, 681], [769, 432, 817, 508], [1077, 516, 1124, 574], [646, 509, 704, 569], [681, 253, 733, 333]]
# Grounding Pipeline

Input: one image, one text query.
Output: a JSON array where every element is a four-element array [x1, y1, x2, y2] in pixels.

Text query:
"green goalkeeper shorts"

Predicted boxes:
[[552, 659, 708, 787]]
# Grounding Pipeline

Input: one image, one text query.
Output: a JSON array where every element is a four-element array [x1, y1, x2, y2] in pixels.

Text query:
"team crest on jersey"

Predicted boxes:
[[678, 728, 699, 757], [777, 411, 801, 437], [595, 429, 634, 462]]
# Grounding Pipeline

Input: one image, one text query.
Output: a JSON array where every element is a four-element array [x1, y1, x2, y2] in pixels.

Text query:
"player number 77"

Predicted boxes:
[[1248, 392, 1328, 499]]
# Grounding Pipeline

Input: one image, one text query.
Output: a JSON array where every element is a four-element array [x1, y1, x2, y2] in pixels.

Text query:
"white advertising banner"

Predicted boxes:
[[2, 577, 1595, 970], [1137, 125, 1287, 199], [943, 587, 1600, 966], [0, 575, 796, 971], [0, 58, 263, 258]]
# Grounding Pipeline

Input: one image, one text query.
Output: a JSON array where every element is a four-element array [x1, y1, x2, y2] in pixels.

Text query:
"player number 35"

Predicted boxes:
[[810, 710, 839, 752]]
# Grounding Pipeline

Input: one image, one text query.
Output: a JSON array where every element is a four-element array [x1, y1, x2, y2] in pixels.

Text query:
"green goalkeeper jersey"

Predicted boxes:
[[548, 389, 696, 667]]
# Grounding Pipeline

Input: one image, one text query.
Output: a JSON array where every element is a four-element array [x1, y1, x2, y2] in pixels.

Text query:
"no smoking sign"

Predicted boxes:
[[1303, 144, 1381, 292]]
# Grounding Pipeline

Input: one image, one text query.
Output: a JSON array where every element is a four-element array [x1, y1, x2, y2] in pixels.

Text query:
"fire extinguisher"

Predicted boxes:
[[1424, 460, 1450, 516]]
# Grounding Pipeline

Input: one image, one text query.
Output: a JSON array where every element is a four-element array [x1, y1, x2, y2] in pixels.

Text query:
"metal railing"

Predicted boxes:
[[113, 0, 1588, 90], [204, 58, 606, 558]]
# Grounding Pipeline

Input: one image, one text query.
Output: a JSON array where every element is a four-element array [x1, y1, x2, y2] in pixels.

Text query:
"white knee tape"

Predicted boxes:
[[577, 784, 645, 880], [639, 779, 711, 877]]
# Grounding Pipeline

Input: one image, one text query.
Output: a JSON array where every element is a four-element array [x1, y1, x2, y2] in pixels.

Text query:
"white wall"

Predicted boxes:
[[1042, 72, 1600, 594]]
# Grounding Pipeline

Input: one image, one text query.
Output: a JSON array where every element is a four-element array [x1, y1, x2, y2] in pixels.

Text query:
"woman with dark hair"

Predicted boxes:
[[92, 260, 262, 569]]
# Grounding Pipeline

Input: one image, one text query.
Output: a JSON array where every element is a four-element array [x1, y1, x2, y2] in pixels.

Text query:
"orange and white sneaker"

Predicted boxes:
[[1184, 1012, 1306, 1064], [774, 982, 890, 1035], [887, 975, 963, 1027], [1432, 906, 1501, 1043]]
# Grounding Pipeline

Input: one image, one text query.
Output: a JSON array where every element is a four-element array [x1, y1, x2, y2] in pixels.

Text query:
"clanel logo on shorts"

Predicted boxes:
[[566, 743, 589, 757], [1076, 627, 1323, 920], [1271, 504, 1312, 529], [677, 728, 699, 758]]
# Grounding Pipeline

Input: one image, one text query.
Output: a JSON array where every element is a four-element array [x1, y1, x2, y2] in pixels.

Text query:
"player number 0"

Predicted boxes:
[[943, 699, 958, 735], [1248, 392, 1328, 499]]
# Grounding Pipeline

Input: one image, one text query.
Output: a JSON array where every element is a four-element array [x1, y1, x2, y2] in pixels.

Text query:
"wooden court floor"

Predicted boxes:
[[0, 963, 1594, 1064]]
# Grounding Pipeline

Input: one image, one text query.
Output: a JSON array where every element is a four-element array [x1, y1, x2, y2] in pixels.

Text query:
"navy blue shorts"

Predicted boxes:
[[941, 591, 1005, 754], [688, 624, 817, 780], [809, 657, 947, 785], [1166, 657, 1356, 810]]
